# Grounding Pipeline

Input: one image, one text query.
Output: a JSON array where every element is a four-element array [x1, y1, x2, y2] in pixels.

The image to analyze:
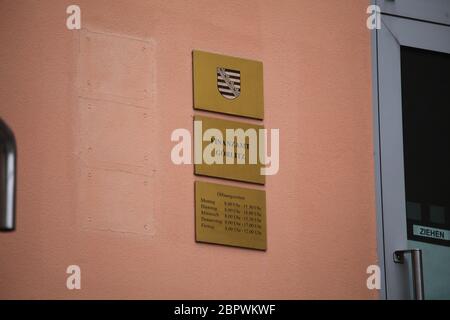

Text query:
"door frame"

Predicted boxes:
[[372, 0, 450, 299], [377, 0, 450, 26]]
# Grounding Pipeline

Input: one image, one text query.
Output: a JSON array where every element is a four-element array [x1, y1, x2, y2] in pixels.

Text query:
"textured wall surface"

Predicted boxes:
[[0, 0, 377, 299]]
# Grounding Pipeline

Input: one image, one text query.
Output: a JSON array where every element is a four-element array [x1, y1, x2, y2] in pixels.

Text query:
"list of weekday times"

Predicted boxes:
[[195, 181, 267, 250]]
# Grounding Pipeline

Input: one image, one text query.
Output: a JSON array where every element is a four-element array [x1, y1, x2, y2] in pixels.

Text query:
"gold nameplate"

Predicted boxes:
[[193, 50, 264, 120], [195, 181, 267, 250], [194, 115, 265, 185]]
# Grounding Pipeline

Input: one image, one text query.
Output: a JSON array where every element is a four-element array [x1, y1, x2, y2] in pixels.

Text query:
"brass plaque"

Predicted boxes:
[[193, 50, 264, 120], [194, 115, 265, 185], [195, 181, 267, 250]]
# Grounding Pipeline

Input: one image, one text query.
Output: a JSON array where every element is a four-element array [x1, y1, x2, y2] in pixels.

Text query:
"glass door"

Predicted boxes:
[[375, 4, 450, 299], [401, 46, 450, 299]]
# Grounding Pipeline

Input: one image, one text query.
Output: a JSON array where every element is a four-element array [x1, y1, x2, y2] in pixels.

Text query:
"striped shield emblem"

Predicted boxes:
[[217, 67, 241, 100]]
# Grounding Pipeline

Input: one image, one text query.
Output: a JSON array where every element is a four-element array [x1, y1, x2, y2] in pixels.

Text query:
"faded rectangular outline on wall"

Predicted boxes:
[[75, 29, 156, 235]]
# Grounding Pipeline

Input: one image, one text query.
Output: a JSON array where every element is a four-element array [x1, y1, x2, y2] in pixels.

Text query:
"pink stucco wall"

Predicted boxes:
[[0, 0, 377, 299]]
